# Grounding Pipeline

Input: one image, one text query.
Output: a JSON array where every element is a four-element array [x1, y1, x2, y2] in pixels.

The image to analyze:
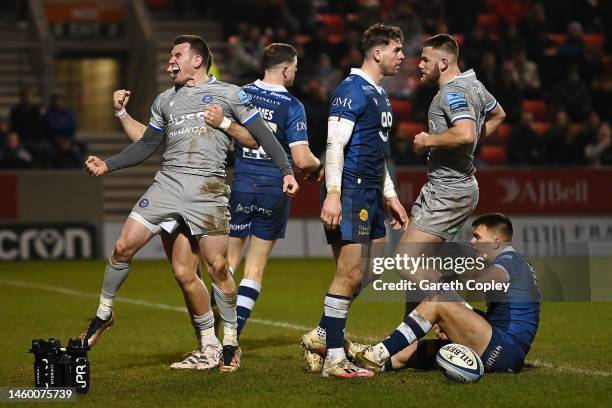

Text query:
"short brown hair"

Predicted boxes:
[[173, 34, 212, 71], [472, 213, 513, 241], [262, 43, 297, 69], [361, 23, 404, 53], [422, 34, 459, 58]]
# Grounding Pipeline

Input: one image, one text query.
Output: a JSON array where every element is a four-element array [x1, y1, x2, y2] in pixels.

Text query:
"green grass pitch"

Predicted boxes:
[[1, 259, 610, 407]]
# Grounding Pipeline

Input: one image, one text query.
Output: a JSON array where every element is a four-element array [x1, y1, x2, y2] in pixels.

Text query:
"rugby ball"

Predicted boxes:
[[436, 343, 484, 383]]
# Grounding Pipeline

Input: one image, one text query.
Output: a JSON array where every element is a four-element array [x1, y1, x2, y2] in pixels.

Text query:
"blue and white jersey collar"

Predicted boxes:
[[442, 69, 476, 87], [254, 79, 288, 93], [350, 68, 383, 94]]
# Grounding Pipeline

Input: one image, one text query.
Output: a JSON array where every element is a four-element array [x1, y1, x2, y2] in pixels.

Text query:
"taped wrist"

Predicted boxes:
[[325, 117, 354, 191]]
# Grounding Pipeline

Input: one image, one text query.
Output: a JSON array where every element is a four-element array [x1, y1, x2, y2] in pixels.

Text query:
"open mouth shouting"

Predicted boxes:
[[167, 63, 180, 79]]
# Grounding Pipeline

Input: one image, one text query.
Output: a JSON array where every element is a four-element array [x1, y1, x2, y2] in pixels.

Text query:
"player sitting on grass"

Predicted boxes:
[[355, 213, 541, 374]]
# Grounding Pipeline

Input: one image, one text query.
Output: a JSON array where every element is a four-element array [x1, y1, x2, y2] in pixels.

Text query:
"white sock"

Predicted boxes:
[[326, 347, 345, 363], [95, 296, 114, 320]]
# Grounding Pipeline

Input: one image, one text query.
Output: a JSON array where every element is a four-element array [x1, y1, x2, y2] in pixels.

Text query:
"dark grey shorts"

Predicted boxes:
[[410, 182, 479, 241], [130, 170, 230, 236]]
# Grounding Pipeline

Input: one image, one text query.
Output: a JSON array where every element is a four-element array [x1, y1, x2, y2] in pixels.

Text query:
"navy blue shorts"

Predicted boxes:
[[321, 186, 386, 244], [481, 326, 527, 373], [229, 191, 290, 240]]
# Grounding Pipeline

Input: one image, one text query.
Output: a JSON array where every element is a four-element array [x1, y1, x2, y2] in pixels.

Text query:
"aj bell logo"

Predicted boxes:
[[498, 178, 588, 207], [0, 225, 96, 260]]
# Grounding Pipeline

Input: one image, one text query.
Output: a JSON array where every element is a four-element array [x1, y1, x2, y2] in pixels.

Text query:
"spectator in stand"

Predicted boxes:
[[497, 23, 525, 60], [475, 51, 498, 94], [585, 122, 612, 165], [544, 110, 586, 165], [551, 65, 592, 122], [412, 0, 445, 34], [463, 25, 496, 71], [507, 111, 542, 165], [540, 0, 572, 33], [52, 136, 83, 169], [0, 130, 33, 169], [579, 112, 602, 144], [226, 23, 266, 80], [391, 2, 423, 56], [559, 22, 586, 65], [0, 117, 9, 143], [9, 87, 53, 166], [495, 61, 523, 124], [512, 47, 541, 98], [44, 93, 77, 141]]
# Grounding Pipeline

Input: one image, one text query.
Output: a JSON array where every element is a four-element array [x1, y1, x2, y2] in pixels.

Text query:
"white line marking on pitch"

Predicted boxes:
[[1, 278, 609, 378]]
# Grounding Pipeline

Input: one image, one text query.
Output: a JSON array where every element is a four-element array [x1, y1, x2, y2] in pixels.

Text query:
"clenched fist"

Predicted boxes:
[[85, 156, 108, 177], [113, 90, 131, 112], [203, 104, 226, 128]]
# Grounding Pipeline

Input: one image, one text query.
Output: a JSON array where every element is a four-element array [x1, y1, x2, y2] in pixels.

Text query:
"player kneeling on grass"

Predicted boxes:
[[355, 213, 541, 374]]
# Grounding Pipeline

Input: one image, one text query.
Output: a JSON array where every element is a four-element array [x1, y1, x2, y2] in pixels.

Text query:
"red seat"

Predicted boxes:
[[548, 33, 566, 44], [532, 122, 549, 136], [479, 145, 507, 164], [490, 123, 511, 143], [583, 34, 605, 51], [391, 99, 413, 121], [318, 13, 344, 34], [453, 34, 464, 46], [398, 121, 426, 137], [477, 13, 499, 32], [522, 99, 549, 121]]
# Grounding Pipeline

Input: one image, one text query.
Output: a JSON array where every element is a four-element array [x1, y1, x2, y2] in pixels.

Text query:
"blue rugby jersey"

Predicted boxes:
[[328, 68, 393, 189], [233, 80, 308, 193], [486, 247, 542, 353]]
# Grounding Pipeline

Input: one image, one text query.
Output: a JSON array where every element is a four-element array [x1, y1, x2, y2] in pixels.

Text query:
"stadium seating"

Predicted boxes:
[[398, 121, 426, 138], [522, 99, 549, 121], [391, 99, 413, 122], [479, 145, 507, 164], [532, 122, 550, 136]]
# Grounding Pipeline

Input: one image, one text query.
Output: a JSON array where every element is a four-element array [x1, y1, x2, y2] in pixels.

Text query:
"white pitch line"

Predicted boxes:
[[1, 278, 609, 378]]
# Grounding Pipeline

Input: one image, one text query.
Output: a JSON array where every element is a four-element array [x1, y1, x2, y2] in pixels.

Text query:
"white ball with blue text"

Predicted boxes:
[[436, 343, 484, 383]]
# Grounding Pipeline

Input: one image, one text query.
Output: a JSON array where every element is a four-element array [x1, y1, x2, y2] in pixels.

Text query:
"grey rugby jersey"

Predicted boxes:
[[149, 77, 260, 177], [426, 69, 497, 190]]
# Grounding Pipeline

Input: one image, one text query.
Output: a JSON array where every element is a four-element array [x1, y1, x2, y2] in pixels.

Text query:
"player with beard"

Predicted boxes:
[[79, 35, 298, 372], [353, 34, 507, 371]]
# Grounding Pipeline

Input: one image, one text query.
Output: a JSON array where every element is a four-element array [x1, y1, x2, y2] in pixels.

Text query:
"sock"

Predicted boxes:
[[384, 359, 393, 372], [320, 293, 351, 361], [382, 309, 432, 357], [191, 310, 217, 349], [211, 283, 238, 346], [236, 278, 261, 337], [210, 267, 234, 309], [96, 258, 130, 320]]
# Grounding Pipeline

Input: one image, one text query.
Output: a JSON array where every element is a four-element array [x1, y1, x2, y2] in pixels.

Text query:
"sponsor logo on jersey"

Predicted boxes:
[[202, 95, 214, 104], [359, 209, 369, 222], [230, 222, 251, 231], [139, 199, 149, 208], [362, 85, 375, 92], [269, 91, 291, 101], [236, 89, 252, 105], [447, 92, 469, 113], [235, 203, 273, 217], [332, 97, 352, 109], [358, 224, 370, 236], [296, 121, 307, 131]]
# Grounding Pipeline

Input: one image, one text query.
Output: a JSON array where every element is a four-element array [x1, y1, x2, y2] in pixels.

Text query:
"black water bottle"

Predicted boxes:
[[66, 338, 90, 394], [30, 339, 63, 387]]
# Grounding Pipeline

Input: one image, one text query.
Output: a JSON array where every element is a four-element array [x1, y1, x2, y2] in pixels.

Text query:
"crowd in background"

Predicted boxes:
[[3, 0, 611, 170], [0, 88, 85, 169], [176, 0, 611, 167]]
